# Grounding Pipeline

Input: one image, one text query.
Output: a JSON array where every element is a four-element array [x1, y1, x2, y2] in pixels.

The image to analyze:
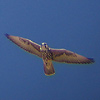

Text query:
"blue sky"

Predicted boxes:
[[0, 0, 100, 100]]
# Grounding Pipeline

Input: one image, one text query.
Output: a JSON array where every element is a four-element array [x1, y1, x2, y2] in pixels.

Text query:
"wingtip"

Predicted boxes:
[[88, 58, 95, 63], [5, 33, 9, 37]]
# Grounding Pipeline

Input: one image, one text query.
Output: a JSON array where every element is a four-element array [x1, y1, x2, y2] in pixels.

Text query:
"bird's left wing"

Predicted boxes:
[[50, 48, 94, 64], [5, 34, 42, 58]]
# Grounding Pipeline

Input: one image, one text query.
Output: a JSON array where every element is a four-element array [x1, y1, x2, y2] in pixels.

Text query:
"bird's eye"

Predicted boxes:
[[45, 45, 47, 47], [44, 43, 47, 46]]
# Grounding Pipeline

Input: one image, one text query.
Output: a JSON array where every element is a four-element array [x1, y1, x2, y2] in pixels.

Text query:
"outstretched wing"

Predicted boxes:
[[5, 34, 42, 58], [50, 48, 94, 64]]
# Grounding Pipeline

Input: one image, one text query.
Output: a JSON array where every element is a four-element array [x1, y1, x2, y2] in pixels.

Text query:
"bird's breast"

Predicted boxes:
[[41, 51, 53, 60]]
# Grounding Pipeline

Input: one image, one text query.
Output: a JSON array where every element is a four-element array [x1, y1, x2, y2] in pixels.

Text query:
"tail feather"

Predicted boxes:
[[43, 59, 55, 76]]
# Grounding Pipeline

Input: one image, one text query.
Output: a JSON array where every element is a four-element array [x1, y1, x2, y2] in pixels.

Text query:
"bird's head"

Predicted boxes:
[[40, 42, 49, 51]]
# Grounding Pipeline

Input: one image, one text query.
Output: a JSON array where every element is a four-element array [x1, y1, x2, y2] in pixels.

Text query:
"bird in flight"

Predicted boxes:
[[5, 34, 94, 76]]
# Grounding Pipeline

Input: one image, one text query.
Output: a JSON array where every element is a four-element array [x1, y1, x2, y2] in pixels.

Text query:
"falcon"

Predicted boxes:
[[5, 34, 94, 76]]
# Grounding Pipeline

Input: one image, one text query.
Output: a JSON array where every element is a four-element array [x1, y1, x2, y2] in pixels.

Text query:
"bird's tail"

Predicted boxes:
[[43, 59, 55, 76]]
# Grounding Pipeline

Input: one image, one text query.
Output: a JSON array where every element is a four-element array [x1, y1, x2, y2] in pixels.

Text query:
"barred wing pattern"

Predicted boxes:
[[5, 34, 42, 58], [50, 49, 94, 64]]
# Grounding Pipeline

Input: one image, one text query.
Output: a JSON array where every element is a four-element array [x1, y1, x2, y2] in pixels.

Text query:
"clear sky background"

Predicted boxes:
[[0, 0, 100, 100]]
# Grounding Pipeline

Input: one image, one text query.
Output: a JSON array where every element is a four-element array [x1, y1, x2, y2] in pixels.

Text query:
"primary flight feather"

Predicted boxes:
[[5, 34, 94, 76]]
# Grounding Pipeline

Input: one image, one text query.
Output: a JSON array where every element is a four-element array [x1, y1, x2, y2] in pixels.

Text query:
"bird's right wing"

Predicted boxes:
[[5, 34, 42, 58]]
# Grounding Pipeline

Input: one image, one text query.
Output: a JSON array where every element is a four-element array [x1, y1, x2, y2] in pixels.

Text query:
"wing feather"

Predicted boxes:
[[50, 48, 94, 64], [5, 34, 42, 57], [43, 59, 55, 76]]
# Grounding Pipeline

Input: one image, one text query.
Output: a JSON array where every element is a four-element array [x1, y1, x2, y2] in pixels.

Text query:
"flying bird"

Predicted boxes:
[[5, 34, 94, 76]]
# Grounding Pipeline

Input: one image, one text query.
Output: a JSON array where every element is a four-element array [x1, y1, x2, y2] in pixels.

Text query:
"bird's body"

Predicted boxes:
[[5, 34, 94, 76], [40, 43, 55, 75]]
